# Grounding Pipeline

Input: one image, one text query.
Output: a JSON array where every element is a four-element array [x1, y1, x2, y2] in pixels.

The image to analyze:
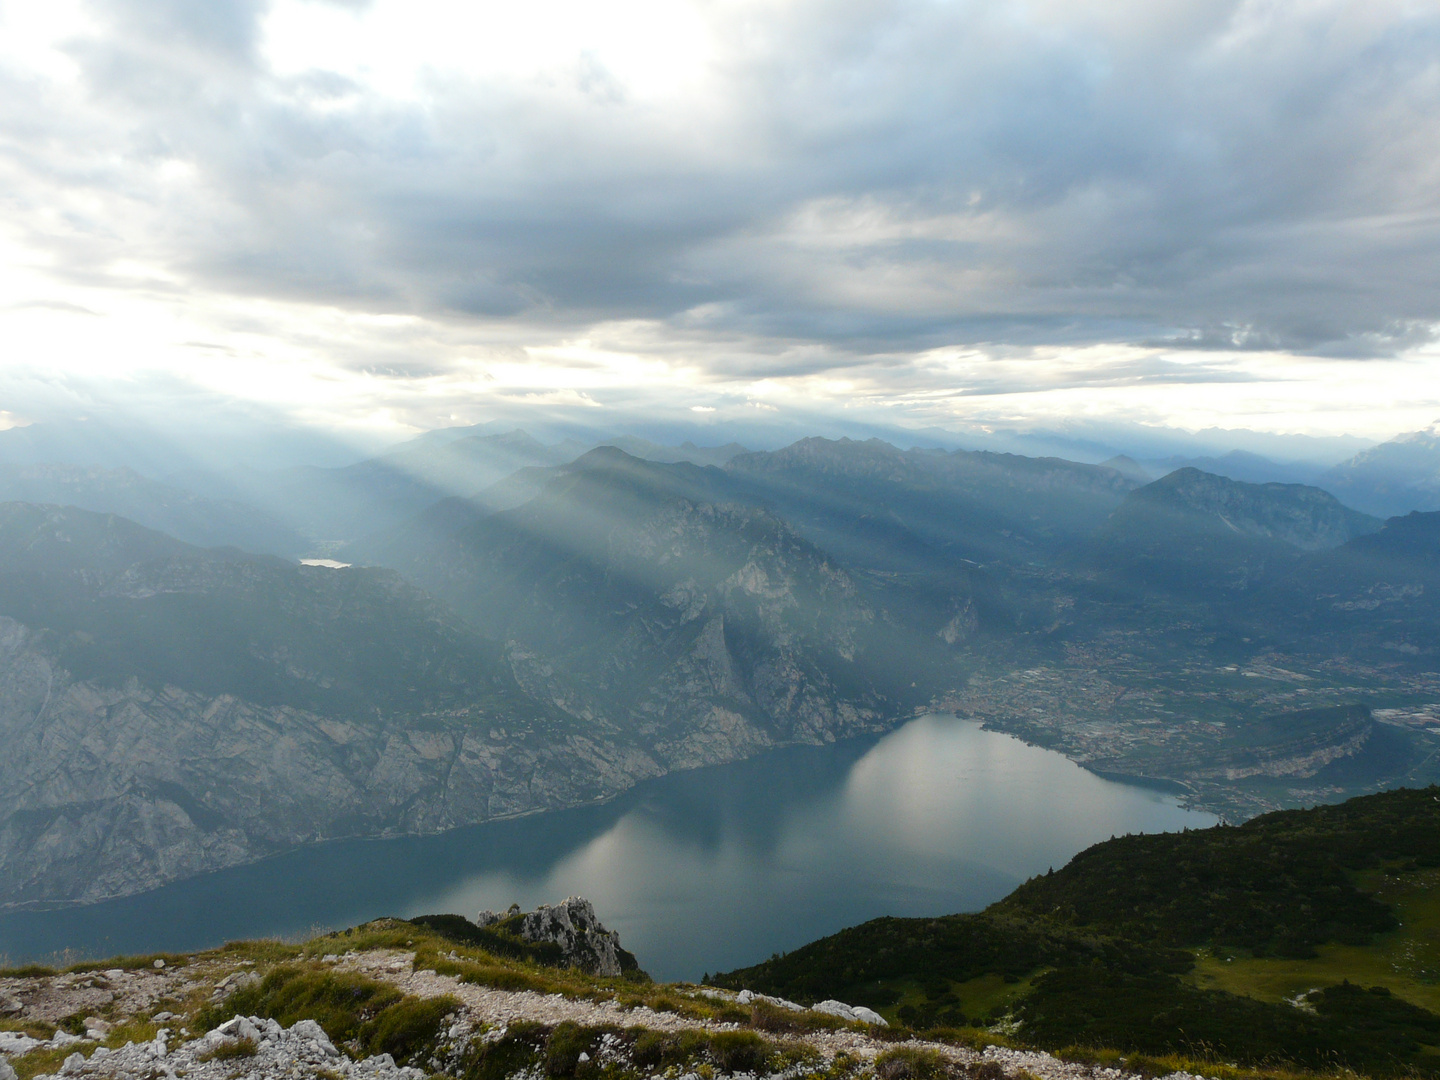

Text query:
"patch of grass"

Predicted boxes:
[[911, 1028, 1016, 1054], [629, 1026, 781, 1073], [747, 1000, 851, 1035], [198, 962, 455, 1067], [200, 963, 402, 1046], [543, 1020, 604, 1077], [873, 1047, 954, 1080], [707, 1030, 773, 1073], [307, 921, 426, 958], [415, 943, 607, 999], [216, 938, 304, 964], [0, 1018, 55, 1040], [197, 1035, 259, 1061], [57, 1013, 87, 1036], [460, 1021, 549, 1080], [408, 914, 569, 970], [11, 1044, 81, 1080], [101, 1018, 159, 1050], [631, 1026, 710, 1069], [447, 960, 565, 994], [361, 994, 460, 1065], [771, 1040, 824, 1072], [0, 964, 55, 978], [635, 991, 708, 1020], [1191, 864, 1440, 1014]]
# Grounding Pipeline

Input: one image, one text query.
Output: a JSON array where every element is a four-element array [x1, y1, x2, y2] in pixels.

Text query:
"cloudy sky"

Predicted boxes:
[[1, 0, 1438, 447]]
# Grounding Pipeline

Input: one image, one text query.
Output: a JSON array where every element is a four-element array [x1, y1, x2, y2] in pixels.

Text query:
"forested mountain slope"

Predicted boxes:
[[711, 785, 1440, 1077]]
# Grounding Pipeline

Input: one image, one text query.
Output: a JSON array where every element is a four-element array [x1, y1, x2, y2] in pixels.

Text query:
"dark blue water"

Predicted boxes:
[[0, 716, 1215, 980]]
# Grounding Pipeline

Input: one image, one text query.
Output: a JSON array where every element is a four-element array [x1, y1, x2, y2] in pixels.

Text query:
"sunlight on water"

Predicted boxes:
[[0, 717, 1215, 979]]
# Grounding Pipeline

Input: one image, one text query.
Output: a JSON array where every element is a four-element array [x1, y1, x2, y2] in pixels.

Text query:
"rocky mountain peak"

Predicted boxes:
[[1126, 467, 1380, 550]]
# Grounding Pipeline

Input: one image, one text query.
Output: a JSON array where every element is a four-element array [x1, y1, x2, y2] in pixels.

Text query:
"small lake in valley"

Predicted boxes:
[[0, 715, 1216, 980]]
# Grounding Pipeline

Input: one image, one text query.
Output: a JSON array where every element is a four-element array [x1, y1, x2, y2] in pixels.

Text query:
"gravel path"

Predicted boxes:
[[340, 951, 1211, 1080]]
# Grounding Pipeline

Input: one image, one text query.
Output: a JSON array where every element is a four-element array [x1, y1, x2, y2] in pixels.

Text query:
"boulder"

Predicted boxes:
[[851, 1005, 889, 1026], [811, 1000, 856, 1021]]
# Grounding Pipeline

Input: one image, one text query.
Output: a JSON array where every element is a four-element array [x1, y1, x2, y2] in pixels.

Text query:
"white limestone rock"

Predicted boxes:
[[735, 989, 805, 1012], [478, 897, 638, 977], [0, 1031, 40, 1056], [31, 1015, 424, 1080]]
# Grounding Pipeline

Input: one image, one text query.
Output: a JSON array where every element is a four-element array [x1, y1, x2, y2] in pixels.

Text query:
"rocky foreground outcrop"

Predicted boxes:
[[13, 1015, 422, 1080], [476, 897, 639, 977]]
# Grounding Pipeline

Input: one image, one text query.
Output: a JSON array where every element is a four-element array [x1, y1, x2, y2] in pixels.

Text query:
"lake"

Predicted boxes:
[[0, 715, 1216, 980]]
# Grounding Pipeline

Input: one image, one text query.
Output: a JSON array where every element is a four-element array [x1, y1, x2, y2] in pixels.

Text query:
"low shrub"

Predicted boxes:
[[204, 964, 402, 1045], [874, 1047, 954, 1080], [197, 1036, 258, 1062], [631, 1027, 709, 1069], [544, 1021, 605, 1077], [361, 994, 459, 1065], [57, 1014, 87, 1036], [708, 1030, 772, 1073], [461, 1022, 549, 1080], [198, 962, 453, 1065]]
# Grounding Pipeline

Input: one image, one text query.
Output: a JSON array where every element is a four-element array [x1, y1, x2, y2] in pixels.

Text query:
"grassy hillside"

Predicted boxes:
[[709, 785, 1440, 1076]]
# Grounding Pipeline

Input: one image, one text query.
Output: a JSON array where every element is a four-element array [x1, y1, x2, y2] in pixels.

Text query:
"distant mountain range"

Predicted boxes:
[[2, 426, 1439, 906], [162, 429, 754, 553], [0, 462, 306, 555], [6, 416, 1440, 555], [1321, 421, 1440, 517]]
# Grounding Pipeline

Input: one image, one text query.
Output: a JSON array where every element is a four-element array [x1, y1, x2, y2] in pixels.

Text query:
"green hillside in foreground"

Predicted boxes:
[[708, 785, 1440, 1077]]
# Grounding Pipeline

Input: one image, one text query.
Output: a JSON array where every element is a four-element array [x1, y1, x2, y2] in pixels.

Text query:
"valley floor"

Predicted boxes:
[[945, 638, 1440, 820]]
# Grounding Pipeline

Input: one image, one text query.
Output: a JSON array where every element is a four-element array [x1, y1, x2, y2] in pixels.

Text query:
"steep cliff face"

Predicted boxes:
[[0, 504, 673, 906], [0, 613, 665, 907]]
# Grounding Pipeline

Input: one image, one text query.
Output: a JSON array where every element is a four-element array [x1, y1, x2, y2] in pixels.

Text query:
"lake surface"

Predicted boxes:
[[0, 715, 1215, 980]]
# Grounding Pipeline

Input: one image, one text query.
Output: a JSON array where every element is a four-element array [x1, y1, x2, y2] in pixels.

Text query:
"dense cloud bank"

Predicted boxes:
[[1, 0, 1438, 426]]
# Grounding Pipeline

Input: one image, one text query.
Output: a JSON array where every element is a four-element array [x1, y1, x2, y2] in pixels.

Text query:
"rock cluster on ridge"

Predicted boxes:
[[24, 1015, 423, 1080], [476, 897, 638, 976]]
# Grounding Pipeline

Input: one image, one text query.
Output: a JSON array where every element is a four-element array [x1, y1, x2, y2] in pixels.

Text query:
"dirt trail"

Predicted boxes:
[[340, 951, 1198, 1080]]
